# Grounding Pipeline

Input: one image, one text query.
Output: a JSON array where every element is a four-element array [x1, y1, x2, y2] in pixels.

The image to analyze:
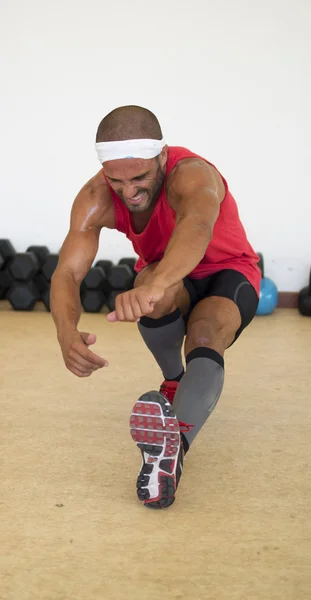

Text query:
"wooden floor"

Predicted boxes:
[[1, 302, 311, 600]]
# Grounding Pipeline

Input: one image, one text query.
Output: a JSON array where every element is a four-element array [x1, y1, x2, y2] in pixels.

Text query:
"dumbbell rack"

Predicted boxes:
[[0, 239, 137, 313]]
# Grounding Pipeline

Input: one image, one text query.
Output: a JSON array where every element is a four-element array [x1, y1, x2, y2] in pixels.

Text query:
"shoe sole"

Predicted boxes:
[[129, 391, 181, 509]]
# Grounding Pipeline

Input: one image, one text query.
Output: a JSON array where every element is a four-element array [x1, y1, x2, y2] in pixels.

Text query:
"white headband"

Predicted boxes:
[[95, 137, 166, 163]]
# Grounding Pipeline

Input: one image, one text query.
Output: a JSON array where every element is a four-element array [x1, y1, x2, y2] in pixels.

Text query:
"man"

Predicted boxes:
[[50, 105, 261, 510]]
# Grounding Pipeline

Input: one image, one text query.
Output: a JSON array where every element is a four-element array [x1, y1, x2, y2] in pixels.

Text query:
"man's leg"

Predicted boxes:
[[135, 262, 191, 384], [173, 296, 241, 453], [130, 263, 194, 509], [130, 295, 239, 509], [173, 271, 259, 453], [130, 268, 258, 508]]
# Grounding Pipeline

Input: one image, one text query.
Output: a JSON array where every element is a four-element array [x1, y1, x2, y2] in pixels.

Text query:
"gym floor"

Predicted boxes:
[[1, 302, 310, 600]]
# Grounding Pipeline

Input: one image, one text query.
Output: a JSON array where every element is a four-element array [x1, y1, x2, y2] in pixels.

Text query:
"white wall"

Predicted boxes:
[[0, 0, 310, 291]]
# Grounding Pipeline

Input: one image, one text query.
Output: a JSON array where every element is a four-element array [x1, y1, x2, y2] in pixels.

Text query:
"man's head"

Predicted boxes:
[[95, 106, 168, 213]]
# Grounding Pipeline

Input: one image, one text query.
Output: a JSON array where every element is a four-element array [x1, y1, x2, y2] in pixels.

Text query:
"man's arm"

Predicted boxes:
[[50, 227, 100, 340], [50, 172, 115, 376], [152, 160, 225, 288], [50, 172, 112, 338]]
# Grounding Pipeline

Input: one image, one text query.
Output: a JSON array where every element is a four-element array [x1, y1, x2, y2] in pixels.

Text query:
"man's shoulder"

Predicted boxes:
[[72, 170, 116, 230], [167, 154, 220, 185], [166, 154, 226, 205]]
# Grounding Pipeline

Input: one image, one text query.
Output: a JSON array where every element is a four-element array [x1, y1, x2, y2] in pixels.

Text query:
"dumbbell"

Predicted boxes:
[[95, 259, 113, 276], [25, 246, 55, 309], [0, 239, 16, 264], [0, 240, 16, 299], [41, 254, 62, 311], [81, 266, 110, 312], [25, 245, 51, 299], [82, 266, 110, 291], [118, 257, 136, 274], [26, 249, 58, 309], [42, 254, 59, 281], [7, 281, 40, 311], [7, 252, 41, 310], [34, 272, 49, 296], [105, 262, 137, 313], [298, 269, 311, 316], [0, 242, 56, 309], [0, 250, 7, 299], [106, 290, 121, 312], [9, 252, 39, 281], [108, 264, 135, 291], [0, 268, 14, 299], [26, 245, 50, 267], [42, 285, 51, 311]]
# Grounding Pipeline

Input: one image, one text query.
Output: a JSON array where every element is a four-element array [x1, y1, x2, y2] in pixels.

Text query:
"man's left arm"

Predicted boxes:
[[107, 160, 225, 322], [152, 160, 225, 289]]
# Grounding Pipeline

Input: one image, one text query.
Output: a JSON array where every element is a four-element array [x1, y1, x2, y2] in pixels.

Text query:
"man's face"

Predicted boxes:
[[103, 149, 167, 213]]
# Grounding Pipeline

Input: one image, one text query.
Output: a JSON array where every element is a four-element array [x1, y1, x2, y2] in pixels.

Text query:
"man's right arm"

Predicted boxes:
[[50, 173, 114, 377], [50, 226, 100, 341]]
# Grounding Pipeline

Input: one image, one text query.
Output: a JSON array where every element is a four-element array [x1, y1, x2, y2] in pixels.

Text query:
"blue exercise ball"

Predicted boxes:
[[256, 277, 278, 315]]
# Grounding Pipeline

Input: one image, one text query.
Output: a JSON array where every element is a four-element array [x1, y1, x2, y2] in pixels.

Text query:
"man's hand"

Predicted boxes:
[[106, 282, 165, 322], [59, 331, 108, 377]]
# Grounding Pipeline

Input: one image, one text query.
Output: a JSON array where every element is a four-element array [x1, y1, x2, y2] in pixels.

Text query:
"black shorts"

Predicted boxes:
[[183, 269, 259, 345]]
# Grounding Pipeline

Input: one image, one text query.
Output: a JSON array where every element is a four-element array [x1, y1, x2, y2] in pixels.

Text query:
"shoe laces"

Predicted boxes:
[[178, 421, 194, 433], [159, 381, 194, 433], [159, 380, 178, 404]]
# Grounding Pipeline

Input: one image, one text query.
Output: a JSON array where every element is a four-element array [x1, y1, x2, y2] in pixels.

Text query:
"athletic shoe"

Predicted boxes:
[[129, 391, 185, 509], [159, 380, 179, 405]]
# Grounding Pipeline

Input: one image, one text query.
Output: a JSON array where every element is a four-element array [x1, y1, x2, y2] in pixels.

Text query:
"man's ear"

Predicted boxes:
[[159, 145, 168, 168]]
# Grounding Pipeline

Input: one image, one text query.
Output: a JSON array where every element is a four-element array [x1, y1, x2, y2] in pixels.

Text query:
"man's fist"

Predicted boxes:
[[106, 283, 165, 322]]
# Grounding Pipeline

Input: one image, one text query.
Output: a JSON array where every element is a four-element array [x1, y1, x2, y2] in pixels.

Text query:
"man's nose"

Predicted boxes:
[[122, 183, 138, 199]]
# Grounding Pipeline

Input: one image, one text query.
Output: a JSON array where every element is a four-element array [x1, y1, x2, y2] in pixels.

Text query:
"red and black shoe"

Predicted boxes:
[[130, 392, 194, 509], [129, 391, 186, 509], [159, 380, 179, 405]]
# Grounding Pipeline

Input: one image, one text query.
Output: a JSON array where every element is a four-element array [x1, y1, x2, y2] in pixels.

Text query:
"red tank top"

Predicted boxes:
[[107, 146, 261, 295]]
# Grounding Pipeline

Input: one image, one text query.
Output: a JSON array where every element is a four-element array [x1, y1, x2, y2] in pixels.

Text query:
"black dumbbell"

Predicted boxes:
[[0, 239, 16, 265], [82, 266, 110, 291], [95, 259, 113, 276], [33, 272, 49, 297], [26, 247, 51, 301], [81, 290, 106, 313], [42, 285, 51, 311], [106, 290, 121, 312], [9, 252, 39, 281], [118, 257, 136, 273], [0, 241, 16, 298], [7, 252, 40, 310], [42, 254, 59, 281], [26, 245, 50, 267], [0, 251, 6, 298], [81, 266, 109, 313], [0, 268, 14, 300], [26, 247, 51, 297], [298, 269, 311, 316], [108, 264, 135, 291], [7, 281, 39, 311]]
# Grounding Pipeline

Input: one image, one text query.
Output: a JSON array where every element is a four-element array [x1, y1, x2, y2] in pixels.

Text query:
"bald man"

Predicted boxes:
[[51, 105, 261, 509]]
